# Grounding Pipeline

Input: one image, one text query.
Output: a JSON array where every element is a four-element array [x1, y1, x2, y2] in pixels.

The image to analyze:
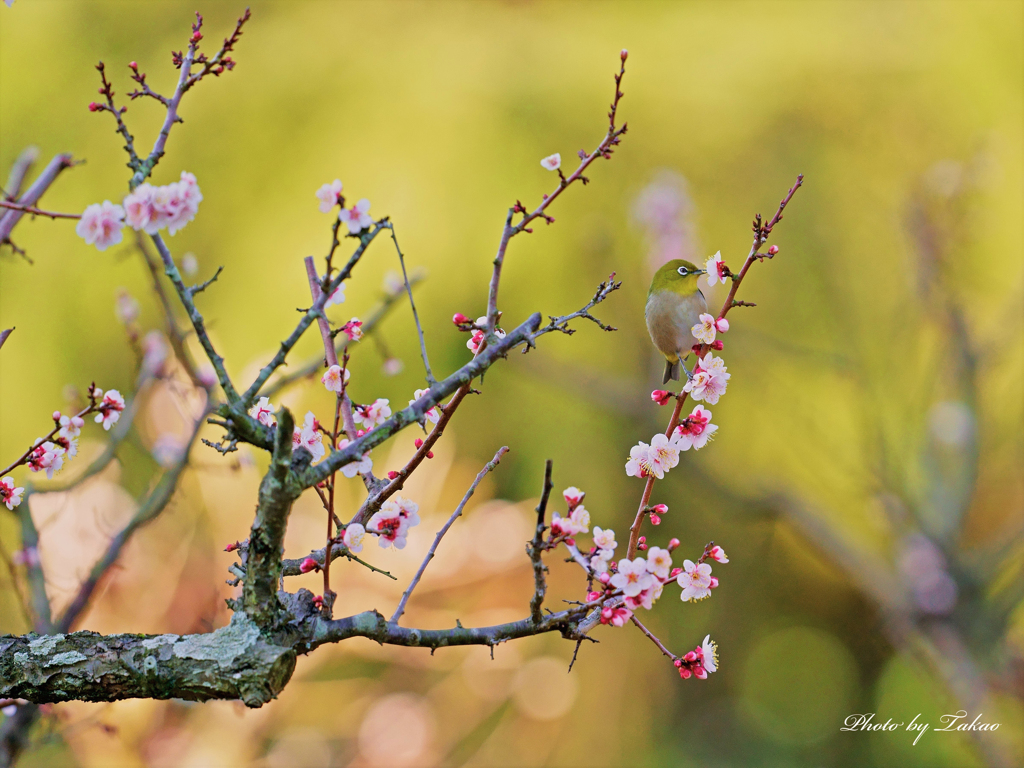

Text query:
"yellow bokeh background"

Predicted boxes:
[[1, 1, 1022, 766]]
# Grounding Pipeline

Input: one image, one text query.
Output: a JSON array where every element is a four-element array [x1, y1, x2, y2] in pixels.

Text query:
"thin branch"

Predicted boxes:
[[0, 328, 12, 351], [280, 543, 395, 579], [16, 494, 51, 633], [391, 446, 508, 624], [630, 615, 677, 661], [0, 401, 98, 480], [529, 459, 554, 623], [0, 200, 80, 220], [383, 221, 435, 385], [0, 154, 76, 244]]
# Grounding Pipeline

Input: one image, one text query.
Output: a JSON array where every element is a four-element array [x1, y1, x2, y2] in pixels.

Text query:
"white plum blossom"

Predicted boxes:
[[569, 504, 590, 533], [704, 251, 728, 286], [343, 522, 366, 553], [683, 353, 730, 405], [563, 487, 585, 508], [390, 496, 420, 528], [76, 201, 125, 251], [540, 153, 561, 171], [321, 364, 349, 393], [337, 437, 373, 478], [249, 396, 277, 427], [409, 389, 440, 425], [647, 433, 680, 478], [368, 505, 409, 549], [593, 527, 617, 551], [0, 477, 25, 510], [625, 442, 651, 478], [339, 198, 373, 234], [550, 511, 584, 538], [611, 557, 654, 597], [324, 283, 345, 307], [95, 390, 125, 430], [355, 398, 391, 429], [691, 313, 719, 345], [316, 179, 343, 213], [708, 545, 729, 563], [627, 580, 664, 611], [467, 316, 505, 355], [293, 412, 325, 462], [677, 559, 714, 602], [646, 546, 673, 579], [674, 404, 718, 451], [28, 440, 64, 479], [590, 550, 613, 573], [58, 414, 84, 439], [701, 635, 719, 673]]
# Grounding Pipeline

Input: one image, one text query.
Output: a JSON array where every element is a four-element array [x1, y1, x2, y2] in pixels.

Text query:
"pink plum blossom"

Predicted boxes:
[[390, 496, 420, 528], [563, 486, 585, 508], [708, 545, 729, 563], [610, 557, 653, 597], [0, 477, 25, 510], [540, 153, 561, 171], [677, 559, 714, 602], [337, 438, 373, 478], [593, 527, 617, 552], [355, 399, 391, 429], [715, 317, 729, 333], [343, 522, 366, 553], [590, 550, 613, 573], [28, 440, 64, 479], [569, 504, 590, 533], [683, 353, 730, 405], [95, 390, 125, 430], [646, 433, 680, 479], [249, 396, 276, 427], [293, 412, 325, 462], [674, 404, 718, 451], [704, 251, 728, 286], [626, 581, 663, 611], [338, 198, 373, 234], [691, 313, 718, 345], [316, 179, 343, 213], [625, 442, 652, 478], [324, 283, 345, 307], [321, 364, 349, 393], [340, 318, 363, 341], [368, 505, 409, 549], [76, 201, 125, 251], [600, 604, 633, 627]]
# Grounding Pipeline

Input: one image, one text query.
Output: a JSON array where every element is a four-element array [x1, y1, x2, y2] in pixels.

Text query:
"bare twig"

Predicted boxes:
[[0, 154, 76, 244], [0, 200, 80, 220], [384, 221, 435, 385], [529, 460, 554, 623], [391, 446, 508, 623], [0, 328, 12, 351], [630, 615, 677, 661]]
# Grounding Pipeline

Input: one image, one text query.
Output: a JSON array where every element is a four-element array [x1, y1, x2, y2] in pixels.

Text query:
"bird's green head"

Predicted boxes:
[[649, 259, 705, 295]]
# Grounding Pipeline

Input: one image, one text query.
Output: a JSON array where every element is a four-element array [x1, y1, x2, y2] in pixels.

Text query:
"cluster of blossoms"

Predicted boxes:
[[682, 353, 730, 405], [624, 403, 718, 479], [0, 477, 25, 511], [674, 635, 719, 679], [292, 412, 325, 462], [77, 172, 202, 251], [94, 389, 126, 430], [691, 313, 729, 346], [315, 179, 374, 235], [452, 314, 507, 356], [367, 496, 420, 549], [354, 399, 391, 429], [409, 389, 441, 425], [550, 486, 591, 540]]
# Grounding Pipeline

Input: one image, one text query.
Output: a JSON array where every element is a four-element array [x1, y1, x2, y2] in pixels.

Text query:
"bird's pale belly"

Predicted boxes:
[[645, 289, 707, 360]]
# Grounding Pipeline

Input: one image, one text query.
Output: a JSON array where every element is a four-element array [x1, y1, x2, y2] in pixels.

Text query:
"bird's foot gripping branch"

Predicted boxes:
[[0, 10, 802, 753]]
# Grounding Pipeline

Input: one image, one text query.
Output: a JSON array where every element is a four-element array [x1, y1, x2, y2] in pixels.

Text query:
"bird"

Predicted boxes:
[[645, 259, 707, 384]]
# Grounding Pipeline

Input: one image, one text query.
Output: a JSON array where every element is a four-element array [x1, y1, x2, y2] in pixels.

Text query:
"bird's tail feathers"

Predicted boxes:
[[663, 359, 680, 384]]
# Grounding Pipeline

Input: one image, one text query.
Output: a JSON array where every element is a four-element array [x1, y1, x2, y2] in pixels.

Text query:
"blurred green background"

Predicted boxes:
[[1, 1, 1022, 766]]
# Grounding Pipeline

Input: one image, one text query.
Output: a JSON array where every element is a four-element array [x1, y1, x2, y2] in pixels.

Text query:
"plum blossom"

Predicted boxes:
[[610, 557, 653, 597], [355, 399, 391, 429], [708, 545, 729, 563], [691, 313, 719, 345], [540, 153, 561, 171], [324, 283, 345, 307], [316, 179, 343, 213], [293, 411, 325, 462], [368, 505, 409, 549], [249, 396, 276, 427], [0, 477, 25, 510], [28, 440, 64, 479], [569, 504, 590, 533], [340, 318, 363, 341], [409, 389, 440, 425], [321, 364, 350, 393], [625, 433, 681, 479], [122, 172, 202, 236], [683, 353, 730, 405], [550, 511, 584, 538], [704, 251, 728, 286], [593, 526, 617, 551], [95, 390, 125, 430], [563, 486, 585, 508], [677, 559, 714, 602], [467, 316, 505, 355], [590, 549, 613, 574], [343, 522, 366, 553], [600, 604, 633, 627], [337, 437, 373, 478], [299, 557, 318, 573], [625, 442, 650, 478], [123, 184, 156, 232], [388, 496, 420, 529], [701, 635, 719, 673], [115, 289, 140, 324], [76, 201, 125, 251], [338, 198, 373, 234], [626, 581, 664, 611], [674, 405, 718, 451], [58, 414, 84, 439], [646, 546, 673, 579], [651, 389, 672, 406]]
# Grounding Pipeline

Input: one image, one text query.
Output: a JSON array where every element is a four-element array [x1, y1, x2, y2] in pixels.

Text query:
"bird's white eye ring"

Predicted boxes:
[[677, 266, 689, 276]]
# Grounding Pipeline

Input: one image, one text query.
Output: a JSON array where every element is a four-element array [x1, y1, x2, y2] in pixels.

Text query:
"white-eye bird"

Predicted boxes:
[[645, 259, 707, 384]]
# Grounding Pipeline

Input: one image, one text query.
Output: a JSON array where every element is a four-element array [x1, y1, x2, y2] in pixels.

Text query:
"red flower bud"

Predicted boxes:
[[668, 538, 680, 551], [650, 389, 672, 406], [711, 340, 724, 350], [691, 343, 703, 354], [673, 659, 683, 667], [652, 504, 668, 514], [426, 451, 434, 459], [387, 471, 399, 480], [620, 49, 628, 61], [637, 536, 647, 551], [679, 667, 691, 679], [88, 102, 100, 112], [414, 438, 423, 449], [684, 650, 698, 662], [224, 541, 240, 552], [452, 312, 470, 325], [650, 514, 661, 526], [299, 557, 318, 574], [129, 61, 137, 69], [670, 566, 683, 578], [768, 244, 779, 255], [586, 591, 602, 602]]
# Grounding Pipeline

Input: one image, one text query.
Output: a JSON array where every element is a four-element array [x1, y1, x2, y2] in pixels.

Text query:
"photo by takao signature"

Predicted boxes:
[[842, 711, 1002, 746]]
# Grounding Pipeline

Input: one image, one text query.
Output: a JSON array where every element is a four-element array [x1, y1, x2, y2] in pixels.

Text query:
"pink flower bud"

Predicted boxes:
[[586, 591, 602, 602], [652, 504, 668, 514], [312, 595, 324, 609], [649, 514, 661, 526], [387, 471, 399, 480], [299, 557, 318, 574], [673, 659, 683, 667], [426, 451, 434, 459], [88, 102, 100, 112], [620, 49, 628, 61], [679, 667, 691, 679], [452, 312, 470, 325], [414, 438, 423, 449], [684, 650, 697, 662], [598, 572, 611, 584], [708, 545, 729, 563], [709, 577, 719, 589], [224, 541, 240, 552], [129, 61, 137, 69], [668, 538, 680, 551], [52, 411, 62, 422], [768, 245, 779, 255], [637, 536, 647, 551], [711, 340, 724, 350], [650, 389, 672, 406], [715, 317, 729, 333]]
